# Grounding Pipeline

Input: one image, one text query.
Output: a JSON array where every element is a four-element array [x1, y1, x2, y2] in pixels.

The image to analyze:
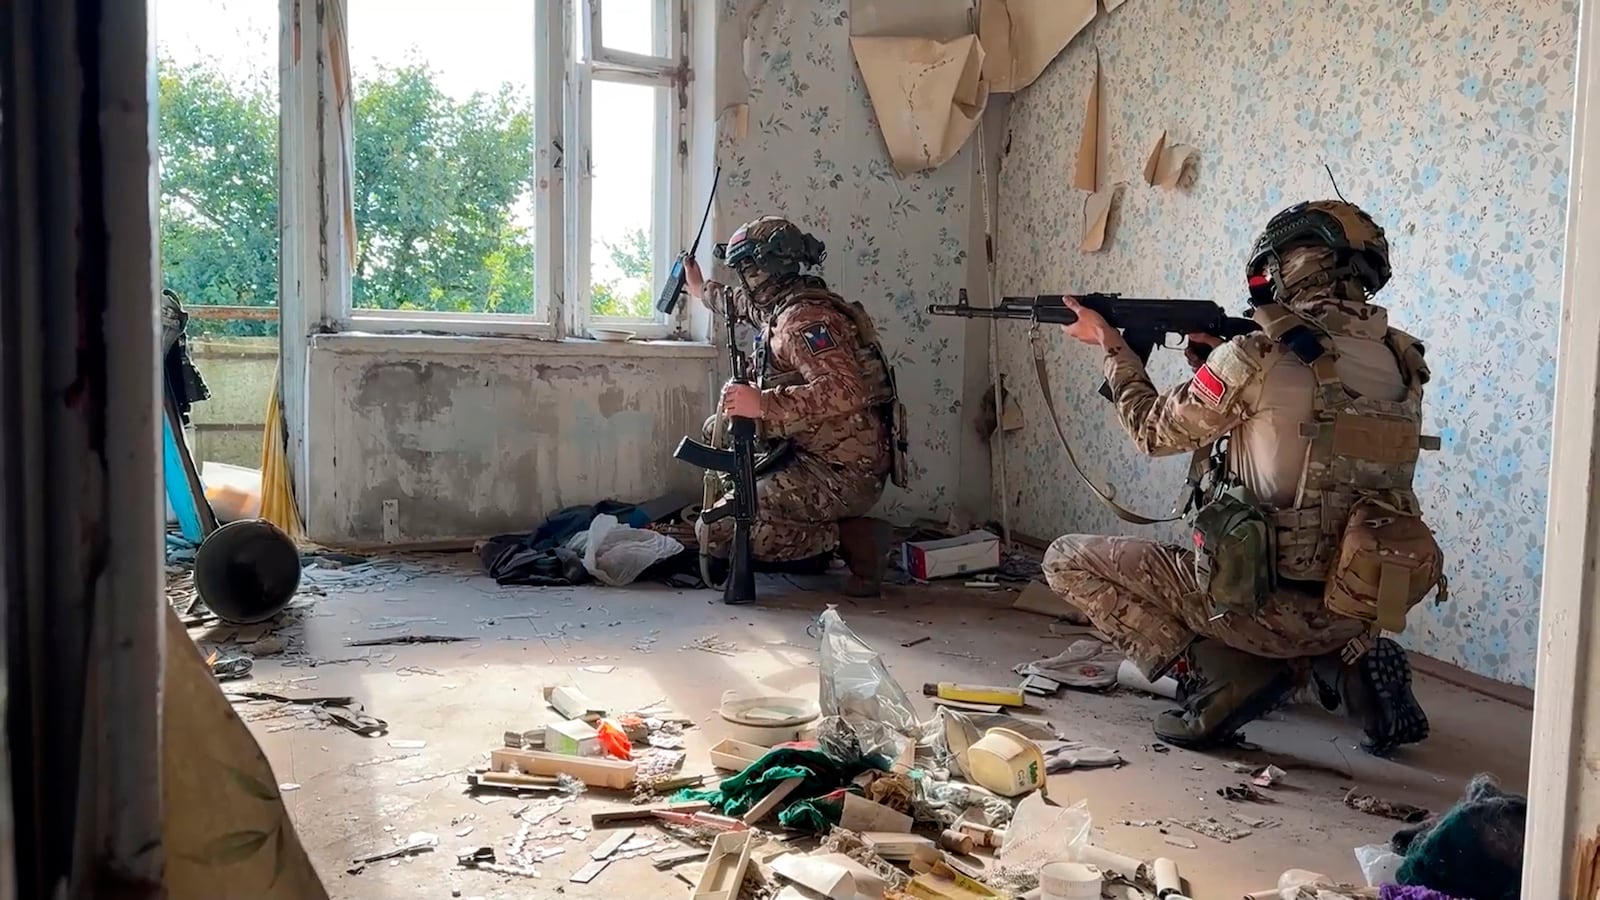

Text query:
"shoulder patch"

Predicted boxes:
[[798, 321, 839, 356], [1189, 336, 1270, 408]]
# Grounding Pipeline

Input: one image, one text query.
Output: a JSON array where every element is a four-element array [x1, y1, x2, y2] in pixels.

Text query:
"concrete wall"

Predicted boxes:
[[305, 334, 711, 544], [993, 0, 1577, 686], [186, 337, 275, 468]]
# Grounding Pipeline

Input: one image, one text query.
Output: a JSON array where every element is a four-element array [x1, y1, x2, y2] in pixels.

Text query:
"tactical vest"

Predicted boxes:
[[756, 283, 909, 487], [1250, 301, 1447, 631]]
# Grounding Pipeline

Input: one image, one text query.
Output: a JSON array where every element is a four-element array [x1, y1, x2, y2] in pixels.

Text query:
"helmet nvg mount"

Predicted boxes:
[[1247, 200, 1391, 294], [714, 216, 827, 286]]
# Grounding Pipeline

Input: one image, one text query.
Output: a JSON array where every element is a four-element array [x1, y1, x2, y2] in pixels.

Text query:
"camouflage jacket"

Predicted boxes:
[[706, 278, 891, 473]]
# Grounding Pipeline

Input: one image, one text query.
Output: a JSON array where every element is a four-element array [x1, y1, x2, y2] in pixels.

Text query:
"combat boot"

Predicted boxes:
[[1153, 640, 1294, 749], [1308, 636, 1428, 757], [836, 517, 891, 598]]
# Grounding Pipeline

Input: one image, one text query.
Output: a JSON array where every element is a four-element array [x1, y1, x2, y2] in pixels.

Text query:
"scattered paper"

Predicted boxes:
[[1252, 764, 1287, 788], [388, 739, 426, 749], [583, 665, 616, 674], [839, 793, 914, 833], [769, 852, 888, 900], [1081, 187, 1119, 252], [848, 0, 974, 40], [850, 34, 990, 175], [280, 782, 301, 792], [1143, 130, 1198, 188], [979, 0, 1097, 93]]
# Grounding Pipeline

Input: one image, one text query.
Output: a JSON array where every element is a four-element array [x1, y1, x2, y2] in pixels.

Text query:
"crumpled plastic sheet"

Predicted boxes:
[[571, 514, 683, 587], [814, 606, 923, 765], [910, 773, 1013, 828]]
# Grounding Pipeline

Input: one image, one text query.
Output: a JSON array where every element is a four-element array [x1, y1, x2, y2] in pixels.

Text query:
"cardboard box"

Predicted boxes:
[[902, 531, 1000, 580], [546, 719, 600, 757]]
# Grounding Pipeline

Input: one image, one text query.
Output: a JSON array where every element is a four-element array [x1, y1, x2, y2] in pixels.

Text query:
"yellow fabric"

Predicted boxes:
[[257, 363, 303, 539]]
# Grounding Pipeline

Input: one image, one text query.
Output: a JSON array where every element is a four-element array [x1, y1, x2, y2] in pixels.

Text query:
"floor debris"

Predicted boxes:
[[1343, 788, 1430, 823]]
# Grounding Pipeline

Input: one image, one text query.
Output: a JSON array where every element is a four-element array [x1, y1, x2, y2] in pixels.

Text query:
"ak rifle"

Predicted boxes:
[[927, 289, 1259, 400]]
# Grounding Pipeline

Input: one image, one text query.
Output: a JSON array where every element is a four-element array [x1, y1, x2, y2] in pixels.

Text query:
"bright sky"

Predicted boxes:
[[152, 0, 660, 288]]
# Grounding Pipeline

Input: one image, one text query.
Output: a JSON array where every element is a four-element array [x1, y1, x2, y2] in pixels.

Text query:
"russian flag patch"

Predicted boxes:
[[1192, 364, 1226, 406], [800, 322, 838, 356]]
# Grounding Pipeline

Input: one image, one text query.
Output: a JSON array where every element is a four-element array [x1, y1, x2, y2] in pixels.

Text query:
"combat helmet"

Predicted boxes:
[[1246, 200, 1391, 294], [714, 216, 827, 291]]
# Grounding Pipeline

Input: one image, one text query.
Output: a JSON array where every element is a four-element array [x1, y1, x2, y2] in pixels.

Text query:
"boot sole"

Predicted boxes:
[[1359, 638, 1429, 757], [1154, 669, 1295, 750]]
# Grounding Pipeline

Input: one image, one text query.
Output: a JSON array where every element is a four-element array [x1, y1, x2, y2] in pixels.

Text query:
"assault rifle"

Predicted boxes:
[[672, 290, 759, 605], [927, 289, 1259, 400]]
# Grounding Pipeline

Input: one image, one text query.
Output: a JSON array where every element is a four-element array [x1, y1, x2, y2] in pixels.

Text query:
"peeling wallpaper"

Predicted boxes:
[[994, 0, 1576, 686], [715, 0, 973, 522]]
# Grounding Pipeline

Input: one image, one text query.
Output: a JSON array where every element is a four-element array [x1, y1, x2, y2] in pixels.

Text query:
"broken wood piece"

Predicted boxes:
[[1163, 836, 1198, 850], [468, 772, 562, 793], [489, 747, 636, 789], [651, 847, 706, 870], [591, 829, 635, 861], [693, 830, 753, 900], [928, 697, 1004, 714], [740, 776, 804, 825], [591, 801, 711, 828], [901, 635, 932, 648], [1012, 579, 1069, 618], [569, 858, 610, 884], [860, 831, 935, 861]]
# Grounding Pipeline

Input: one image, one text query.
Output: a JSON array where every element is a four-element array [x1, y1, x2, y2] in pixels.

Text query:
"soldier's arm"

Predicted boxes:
[[760, 308, 872, 436], [1102, 335, 1262, 457], [704, 280, 758, 326]]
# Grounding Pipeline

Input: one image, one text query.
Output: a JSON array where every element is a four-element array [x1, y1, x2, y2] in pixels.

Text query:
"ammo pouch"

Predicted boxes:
[[1187, 485, 1275, 618], [1324, 498, 1446, 633]]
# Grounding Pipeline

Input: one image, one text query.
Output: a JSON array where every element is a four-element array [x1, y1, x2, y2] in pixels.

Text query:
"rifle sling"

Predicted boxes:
[[1029, 327, 1181, 526]]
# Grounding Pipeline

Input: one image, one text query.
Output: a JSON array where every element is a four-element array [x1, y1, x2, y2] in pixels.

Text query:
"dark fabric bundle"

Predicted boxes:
[[1393, 774, 1524, 900]]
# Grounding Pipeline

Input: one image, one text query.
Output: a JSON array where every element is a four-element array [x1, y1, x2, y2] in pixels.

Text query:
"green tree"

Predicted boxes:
[[591, 226, 653, 318], [156, 56, 539, 333]]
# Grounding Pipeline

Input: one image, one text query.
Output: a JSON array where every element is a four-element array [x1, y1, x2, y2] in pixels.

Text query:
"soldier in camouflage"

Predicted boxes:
[[684, 216, 902, 597], [1043, 200, 1434, 755]]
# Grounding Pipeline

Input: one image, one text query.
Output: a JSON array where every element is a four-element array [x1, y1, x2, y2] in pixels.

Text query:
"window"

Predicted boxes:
[[155, 0, 282, 471], [342, 0, 687, 339]]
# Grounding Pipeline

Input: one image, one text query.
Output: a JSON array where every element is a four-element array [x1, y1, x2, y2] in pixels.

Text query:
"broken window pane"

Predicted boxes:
[[347, 0, 539, 316], [589, 79, 666, 320]]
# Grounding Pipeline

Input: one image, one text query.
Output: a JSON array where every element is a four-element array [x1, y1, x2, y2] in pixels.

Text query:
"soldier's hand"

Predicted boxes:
[[684, 257, 706, 300], [1059, 295, 1114, 346], [1184, 333, 1223, 371], [721, 382, 764, 420]]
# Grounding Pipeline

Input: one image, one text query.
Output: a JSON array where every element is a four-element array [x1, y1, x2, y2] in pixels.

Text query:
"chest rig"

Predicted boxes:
[[1249, 299, 1447, 634], [755, 282, 908, 488]]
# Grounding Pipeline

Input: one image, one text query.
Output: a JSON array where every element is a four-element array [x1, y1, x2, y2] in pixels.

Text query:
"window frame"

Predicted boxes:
[[337, 0, 688, 341]]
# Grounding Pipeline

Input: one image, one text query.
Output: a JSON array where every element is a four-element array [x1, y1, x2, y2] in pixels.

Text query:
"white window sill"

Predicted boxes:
[[309, 330, 717, 359]]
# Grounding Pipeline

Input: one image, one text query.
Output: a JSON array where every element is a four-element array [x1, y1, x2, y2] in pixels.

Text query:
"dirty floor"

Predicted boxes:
[[221, 554, 1532, 899]]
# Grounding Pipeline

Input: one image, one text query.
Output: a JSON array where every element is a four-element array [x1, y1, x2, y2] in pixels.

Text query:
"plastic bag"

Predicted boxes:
[[814, 606, 921, 764], [1353, 843, 1403, 886], [578, 514, 683, 586]]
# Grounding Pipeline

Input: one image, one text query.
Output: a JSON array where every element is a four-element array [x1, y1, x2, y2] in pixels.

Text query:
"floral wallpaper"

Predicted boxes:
[[715, 0, 972, 522], [994, 0, 1576, 686]]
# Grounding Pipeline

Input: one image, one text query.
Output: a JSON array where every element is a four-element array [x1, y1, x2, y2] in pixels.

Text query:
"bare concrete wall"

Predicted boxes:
[[305, 335, 712, 544]]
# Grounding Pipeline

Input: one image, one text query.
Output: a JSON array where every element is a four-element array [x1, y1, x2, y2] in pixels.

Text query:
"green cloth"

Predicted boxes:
[[1396, 803, 1522, 900], [676, 747, 871, 831]]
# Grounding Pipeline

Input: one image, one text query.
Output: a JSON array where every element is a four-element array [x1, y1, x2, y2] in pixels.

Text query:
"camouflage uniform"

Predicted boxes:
[[695, 277, 891, 561], [1043, 248, 1413, 680]]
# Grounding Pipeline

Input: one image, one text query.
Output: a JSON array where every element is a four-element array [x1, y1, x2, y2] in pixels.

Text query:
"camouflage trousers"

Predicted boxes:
[[696, 452, 884, 562], [1041, 534, 1367, 679]]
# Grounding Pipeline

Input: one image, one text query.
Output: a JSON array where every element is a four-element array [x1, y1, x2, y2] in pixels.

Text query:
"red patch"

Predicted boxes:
[[1191, 364, 1226, 405]]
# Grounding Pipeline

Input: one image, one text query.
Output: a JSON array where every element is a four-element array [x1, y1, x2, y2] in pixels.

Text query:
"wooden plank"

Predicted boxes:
[[489, 748, 635, 789], [651, 847, 706, 870], [590, 801, 710, 828], [569, 858, 611, 884], [590, 829, 635, 861], [740, 776, 804, 825]]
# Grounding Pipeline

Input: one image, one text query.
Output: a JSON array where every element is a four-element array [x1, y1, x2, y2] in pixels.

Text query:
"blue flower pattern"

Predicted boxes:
[[716, 0, 1573, 686], [991, 0, 1575, 686]]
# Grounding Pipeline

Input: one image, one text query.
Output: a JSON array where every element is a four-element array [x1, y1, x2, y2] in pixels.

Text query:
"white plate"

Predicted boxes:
[[589, 328, 636, 342]]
